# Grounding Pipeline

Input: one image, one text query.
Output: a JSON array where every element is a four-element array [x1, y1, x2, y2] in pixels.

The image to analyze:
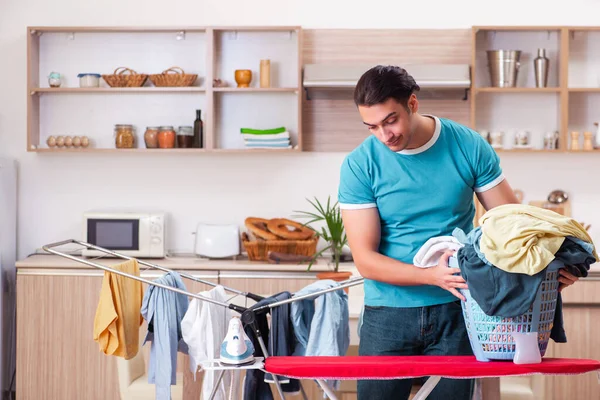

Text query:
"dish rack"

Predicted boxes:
[[451, 257, 561, 362]]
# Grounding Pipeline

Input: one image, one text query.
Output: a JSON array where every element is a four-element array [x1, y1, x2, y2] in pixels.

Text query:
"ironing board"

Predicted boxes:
[[264, 356, 600, 400]]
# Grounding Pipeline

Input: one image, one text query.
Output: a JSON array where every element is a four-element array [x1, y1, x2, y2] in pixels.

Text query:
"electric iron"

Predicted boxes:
[[220, 317, 255, 365]]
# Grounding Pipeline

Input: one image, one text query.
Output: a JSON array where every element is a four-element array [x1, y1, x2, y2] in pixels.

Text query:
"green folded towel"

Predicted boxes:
[[240, 127, 286, 134]]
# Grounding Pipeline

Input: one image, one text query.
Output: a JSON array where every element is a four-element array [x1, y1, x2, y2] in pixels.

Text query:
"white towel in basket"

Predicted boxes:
[[413, 236, 464, 267]]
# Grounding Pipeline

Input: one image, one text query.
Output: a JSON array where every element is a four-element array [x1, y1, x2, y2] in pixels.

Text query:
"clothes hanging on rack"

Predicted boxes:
[[181, 285, 237, 400], [290, 280, 350, 390], [243, 298, 275, 400], [93, 259, 144, 359], [141, 271, 190, 400], [264, 292, 300, 394]]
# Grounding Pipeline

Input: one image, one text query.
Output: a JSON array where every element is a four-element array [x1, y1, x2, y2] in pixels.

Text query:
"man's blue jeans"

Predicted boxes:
[[357, 300, 474, 400]]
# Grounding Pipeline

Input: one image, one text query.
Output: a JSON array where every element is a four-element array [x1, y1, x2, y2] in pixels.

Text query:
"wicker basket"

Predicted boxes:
[[149, 67, 198, 87], [102, 67, 148, 88], [241, 232, 318, 262]]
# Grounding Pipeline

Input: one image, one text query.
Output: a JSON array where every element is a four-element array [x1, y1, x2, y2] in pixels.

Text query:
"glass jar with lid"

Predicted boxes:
[[144, 127, 160, 148], [157, 126, 176, 149], [115, 124, 135, 149], [177, 126, 194, 148]]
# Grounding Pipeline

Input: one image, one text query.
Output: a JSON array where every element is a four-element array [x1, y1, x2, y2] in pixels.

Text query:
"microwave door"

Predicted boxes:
[[87, 219, 140, 251]]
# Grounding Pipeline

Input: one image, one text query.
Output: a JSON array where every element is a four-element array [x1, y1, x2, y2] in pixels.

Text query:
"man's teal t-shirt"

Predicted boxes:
[[338, 115, 504, 308]]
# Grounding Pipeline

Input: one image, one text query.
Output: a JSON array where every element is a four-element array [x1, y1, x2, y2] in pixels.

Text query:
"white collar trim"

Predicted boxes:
[[396, 114, 441, 155]]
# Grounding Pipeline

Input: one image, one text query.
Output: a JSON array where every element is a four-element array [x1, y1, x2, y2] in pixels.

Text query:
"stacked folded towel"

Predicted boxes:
[[240, 127, 292, 149]]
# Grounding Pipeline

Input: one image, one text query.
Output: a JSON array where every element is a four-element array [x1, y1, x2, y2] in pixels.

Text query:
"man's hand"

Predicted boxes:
[[425, 250, 468, 301], [558, 268, 579, 292]]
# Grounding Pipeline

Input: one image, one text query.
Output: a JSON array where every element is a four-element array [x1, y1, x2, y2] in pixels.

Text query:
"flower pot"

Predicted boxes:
[[316, 271, 352, 293]]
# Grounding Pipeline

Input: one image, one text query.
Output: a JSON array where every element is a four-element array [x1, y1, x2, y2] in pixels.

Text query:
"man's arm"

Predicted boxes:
[[342, 207, 468, 300], [475, 179, 520, 210]]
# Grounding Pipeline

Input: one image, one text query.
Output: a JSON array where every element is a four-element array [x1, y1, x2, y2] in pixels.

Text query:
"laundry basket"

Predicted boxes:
[[449, 257, 560, 362]]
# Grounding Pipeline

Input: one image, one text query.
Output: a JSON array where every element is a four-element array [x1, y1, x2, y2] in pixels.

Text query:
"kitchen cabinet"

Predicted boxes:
[[26, 26, 302, 153], [14, 255, 340, 400]]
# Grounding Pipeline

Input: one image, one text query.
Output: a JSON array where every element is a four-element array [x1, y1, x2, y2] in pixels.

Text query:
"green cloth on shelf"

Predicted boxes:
[[240, 127, 286, 135]]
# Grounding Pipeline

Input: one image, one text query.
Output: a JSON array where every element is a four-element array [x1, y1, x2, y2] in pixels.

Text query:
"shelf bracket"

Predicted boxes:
[[67, 32, 75, 41], [176, 30, 186, 41], [570, 30, 575, 40], [463, 88, 469, 101]]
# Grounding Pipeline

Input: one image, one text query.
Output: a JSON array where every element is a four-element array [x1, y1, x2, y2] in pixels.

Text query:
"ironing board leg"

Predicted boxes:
[[299, 382, 309, 400], [256, 335, 286, 400], [316, 380, 338, 400], [412, 376, 442, 400], [208, 369, 226, 400]]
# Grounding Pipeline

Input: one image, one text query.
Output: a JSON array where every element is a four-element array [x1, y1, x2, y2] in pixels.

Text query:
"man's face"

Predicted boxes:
[[358, 96, 417, 152]]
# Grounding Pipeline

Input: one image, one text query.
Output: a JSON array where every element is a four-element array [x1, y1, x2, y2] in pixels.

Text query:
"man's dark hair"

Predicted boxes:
[[353, 65, 420, 108]]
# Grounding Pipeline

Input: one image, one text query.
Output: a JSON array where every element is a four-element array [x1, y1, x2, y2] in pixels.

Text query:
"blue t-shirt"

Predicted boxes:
[[338, 115, 504, 308]]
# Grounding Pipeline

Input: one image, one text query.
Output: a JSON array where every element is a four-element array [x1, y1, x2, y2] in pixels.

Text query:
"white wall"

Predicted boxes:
[[2, 0, 600, 258]]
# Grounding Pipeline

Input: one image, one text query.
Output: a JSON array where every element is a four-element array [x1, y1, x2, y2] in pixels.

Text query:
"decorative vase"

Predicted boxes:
[[235, 69, 252, 88], [260, 60, 271, 88]]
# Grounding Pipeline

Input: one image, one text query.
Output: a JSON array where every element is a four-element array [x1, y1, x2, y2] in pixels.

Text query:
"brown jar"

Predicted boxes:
[[144, 126, 159, 148], [115, 124, 135, 149], [158, 126, 176, 148]]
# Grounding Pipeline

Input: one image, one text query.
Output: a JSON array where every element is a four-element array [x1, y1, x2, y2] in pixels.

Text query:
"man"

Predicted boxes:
[[338, 65, 580, 400]]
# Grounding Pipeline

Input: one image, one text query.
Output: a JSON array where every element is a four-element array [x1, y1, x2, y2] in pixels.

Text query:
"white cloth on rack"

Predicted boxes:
[[181, 285, 238, 400], [413, 236, 464, 268]]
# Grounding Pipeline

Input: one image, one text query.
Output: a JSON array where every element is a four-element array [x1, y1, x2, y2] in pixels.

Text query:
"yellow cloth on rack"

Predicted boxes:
[[479, 203, 598, 276], [93, 259, 144, 359]]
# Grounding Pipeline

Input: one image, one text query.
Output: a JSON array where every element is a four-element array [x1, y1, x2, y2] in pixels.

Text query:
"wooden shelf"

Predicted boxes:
[[27, 25, 303, 152], [32, 147, 301, 153], [494, 148, 562, 153], [568, 88, 600, 93], [213, 87, 299, 93], [33, 148, 210, 153], [475, 87, 561, 93], [31, 87, 206, 94], [210, 147, 300, 153]]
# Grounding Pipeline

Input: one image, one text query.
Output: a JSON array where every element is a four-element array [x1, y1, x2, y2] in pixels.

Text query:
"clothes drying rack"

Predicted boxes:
[[42, 239, 364, 400]]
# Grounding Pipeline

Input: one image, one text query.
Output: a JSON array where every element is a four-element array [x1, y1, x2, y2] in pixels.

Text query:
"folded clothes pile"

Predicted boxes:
[[453, 204, 597, 343], [240, 127, 291, 149]]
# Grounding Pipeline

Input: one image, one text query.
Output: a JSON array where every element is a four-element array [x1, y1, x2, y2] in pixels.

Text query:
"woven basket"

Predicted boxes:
[[102, 67, 148, 88], [149, 67, 198, 87], [241, 232, 318, 262]]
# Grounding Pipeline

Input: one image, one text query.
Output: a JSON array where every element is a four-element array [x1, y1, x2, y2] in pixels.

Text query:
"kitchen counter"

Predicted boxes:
[[16, 253, 355, 273]]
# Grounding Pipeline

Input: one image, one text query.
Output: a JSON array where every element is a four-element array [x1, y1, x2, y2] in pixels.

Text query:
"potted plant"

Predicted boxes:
[[294, 196, 353, 284]]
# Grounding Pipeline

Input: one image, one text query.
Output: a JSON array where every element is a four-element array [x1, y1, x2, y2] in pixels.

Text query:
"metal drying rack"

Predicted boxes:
[[42, 239, 364, 400]]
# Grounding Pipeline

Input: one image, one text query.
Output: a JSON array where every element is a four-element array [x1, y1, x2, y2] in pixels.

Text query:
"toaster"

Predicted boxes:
[[193, 223, 240, 258]]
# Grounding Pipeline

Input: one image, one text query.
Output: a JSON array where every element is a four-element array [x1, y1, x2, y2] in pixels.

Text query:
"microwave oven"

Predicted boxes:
[[82, 211, 166, 258]]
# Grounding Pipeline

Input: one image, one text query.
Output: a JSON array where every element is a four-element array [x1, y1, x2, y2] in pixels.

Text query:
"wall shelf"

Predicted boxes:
[[475, 87, 561, 93], [471, 26, 600, 153], [30, 87, 206, 94], [213, 87, 298, 93], [27, 25, 303, 152]]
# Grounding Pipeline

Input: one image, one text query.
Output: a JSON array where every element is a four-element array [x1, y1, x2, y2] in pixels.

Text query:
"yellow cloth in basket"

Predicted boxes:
[[479, 203, 597, 276]]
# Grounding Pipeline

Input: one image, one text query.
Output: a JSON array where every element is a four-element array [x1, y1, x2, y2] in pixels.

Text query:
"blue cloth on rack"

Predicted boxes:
[[141, 272, 189, 400], [290, 280, 350, 357]]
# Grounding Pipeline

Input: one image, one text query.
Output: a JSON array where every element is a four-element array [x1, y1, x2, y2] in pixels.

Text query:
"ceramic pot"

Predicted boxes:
[[316, 271, 353, 293], [235, 69, 252, 88]]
